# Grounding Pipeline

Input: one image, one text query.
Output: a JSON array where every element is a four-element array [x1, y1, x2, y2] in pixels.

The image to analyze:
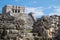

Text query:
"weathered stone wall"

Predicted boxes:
[[2, 5, 25, 16]]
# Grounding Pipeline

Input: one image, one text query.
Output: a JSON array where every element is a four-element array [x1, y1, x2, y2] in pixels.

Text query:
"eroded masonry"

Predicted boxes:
[[0, 5, 60, 40], [0, 5, 35, 40]]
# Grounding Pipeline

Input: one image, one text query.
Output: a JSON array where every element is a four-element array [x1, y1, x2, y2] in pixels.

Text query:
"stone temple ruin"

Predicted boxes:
[[0, 5, 36, 40], [2, 5, 25, 16], [0, 5, 60, 40]]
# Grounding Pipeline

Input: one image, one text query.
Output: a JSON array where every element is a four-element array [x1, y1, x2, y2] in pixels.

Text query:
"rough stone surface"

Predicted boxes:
[[1, 5, 60, 40], [1, 5, 36, 40], [32, 15, 60, 40], [0, 13, 34, 40]]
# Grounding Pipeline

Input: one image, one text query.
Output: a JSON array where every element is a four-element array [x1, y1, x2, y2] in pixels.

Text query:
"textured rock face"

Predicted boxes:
[[0, 13, 34, 40], [2, 5, 60, 40], [1, 12, 60, 40], [1, 5, 36, 40], [32, 15, 60, 40]]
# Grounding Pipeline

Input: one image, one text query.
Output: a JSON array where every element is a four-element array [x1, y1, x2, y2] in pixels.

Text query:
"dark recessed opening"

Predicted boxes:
[[12, 9, 14, 13], [15, 10, 17, 13], [18, 10, 20, 13]]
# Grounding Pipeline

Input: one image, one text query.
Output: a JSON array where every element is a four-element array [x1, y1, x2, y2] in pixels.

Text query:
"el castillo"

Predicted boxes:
[[0, 5, 60, 40]]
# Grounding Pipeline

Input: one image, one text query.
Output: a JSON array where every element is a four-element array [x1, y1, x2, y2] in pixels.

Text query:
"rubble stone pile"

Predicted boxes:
[[0, 13, 34, 40], [32, 15, 60, 40]]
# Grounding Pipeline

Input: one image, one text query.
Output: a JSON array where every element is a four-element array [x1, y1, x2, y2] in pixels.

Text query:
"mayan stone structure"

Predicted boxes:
[[2, 5, 25, 17], [1, 5, 60, 40], [0, 5, 35, 40]]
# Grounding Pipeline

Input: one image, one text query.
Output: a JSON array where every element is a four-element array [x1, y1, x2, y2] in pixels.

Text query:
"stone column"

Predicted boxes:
[[14, 10, 15, 13]]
